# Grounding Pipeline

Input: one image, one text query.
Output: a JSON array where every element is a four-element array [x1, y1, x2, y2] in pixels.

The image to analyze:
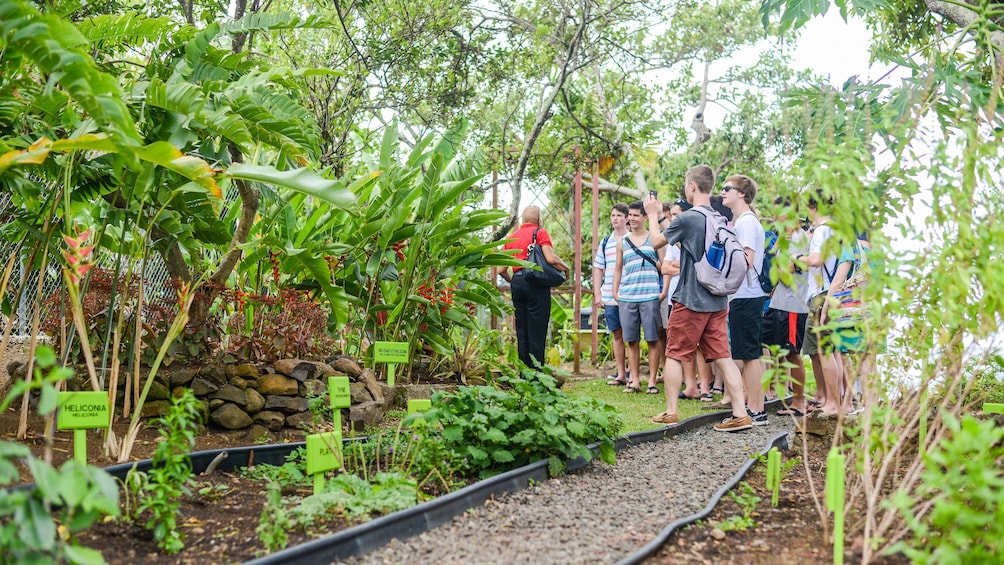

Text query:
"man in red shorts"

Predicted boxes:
[[643, 165, 752, 431]]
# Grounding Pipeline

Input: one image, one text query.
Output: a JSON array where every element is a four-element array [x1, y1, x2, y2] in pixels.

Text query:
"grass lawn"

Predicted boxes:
[[563, 377, 725, 434], [563, 363, 817, 434]]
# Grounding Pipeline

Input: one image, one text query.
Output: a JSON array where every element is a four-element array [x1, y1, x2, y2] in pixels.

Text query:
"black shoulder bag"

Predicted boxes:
[[523, 228, 566, 288]]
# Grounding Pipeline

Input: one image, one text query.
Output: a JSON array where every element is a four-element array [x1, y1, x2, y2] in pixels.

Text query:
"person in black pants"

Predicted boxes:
[[500, 206, 570, 369]]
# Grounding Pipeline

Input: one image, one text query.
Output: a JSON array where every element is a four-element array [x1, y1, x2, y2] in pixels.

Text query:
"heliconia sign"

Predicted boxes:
[[56, 391, 110, 463], [57, 391, 110, 430]]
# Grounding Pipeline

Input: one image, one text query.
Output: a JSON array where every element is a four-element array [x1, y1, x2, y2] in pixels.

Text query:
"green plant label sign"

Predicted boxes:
[[374, 341, 410, 363], [56, 391, 110, 430], [408, 399, 432, 414], [329, 376, 351, 409], [306, 431, 342, 475]]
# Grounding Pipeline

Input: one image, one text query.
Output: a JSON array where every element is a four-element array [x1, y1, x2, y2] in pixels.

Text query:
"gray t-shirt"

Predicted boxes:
[[663, 207, 728, 313], [768, 228, 810, 314]]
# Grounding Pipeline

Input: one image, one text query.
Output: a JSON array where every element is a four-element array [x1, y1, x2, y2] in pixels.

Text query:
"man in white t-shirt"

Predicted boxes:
[[721, 174, 768, 425], [592, 204, 630, 384], [794, 190, 843, 415]]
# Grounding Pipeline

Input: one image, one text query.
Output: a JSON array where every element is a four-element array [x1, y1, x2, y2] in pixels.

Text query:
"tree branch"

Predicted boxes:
[[488, 0, 592, 243]]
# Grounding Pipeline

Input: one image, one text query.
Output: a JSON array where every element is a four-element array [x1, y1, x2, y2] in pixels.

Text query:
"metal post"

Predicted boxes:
[[591, 164, 600, 364], [573, 164, 583, 374]]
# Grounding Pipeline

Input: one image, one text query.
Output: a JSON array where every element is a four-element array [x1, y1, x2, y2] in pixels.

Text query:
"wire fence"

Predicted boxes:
[[0, 194, 199, 339]]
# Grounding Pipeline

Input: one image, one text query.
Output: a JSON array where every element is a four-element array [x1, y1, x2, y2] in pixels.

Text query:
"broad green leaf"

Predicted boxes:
[[228, 164, 356, 209]]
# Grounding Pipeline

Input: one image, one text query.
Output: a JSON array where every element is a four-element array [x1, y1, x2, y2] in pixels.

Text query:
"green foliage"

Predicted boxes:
[[0, 443, 120, 565], [0, 346, 73, 416], [256, 480, 292, 553], [222, 286, 337, 364], [239, 447, 308, 490], [421, 371, 622, 479], [292, 472, 419, 527], [959, 354, 1004, 408], [251, 123, 517, 362], [888, 415, 1004, 564], [718, 481, 761, 532], [135, 389, 203, 554]]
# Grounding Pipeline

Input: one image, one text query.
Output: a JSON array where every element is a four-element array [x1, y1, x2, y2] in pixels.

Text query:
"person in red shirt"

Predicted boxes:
[[500, 206, 570, 369]]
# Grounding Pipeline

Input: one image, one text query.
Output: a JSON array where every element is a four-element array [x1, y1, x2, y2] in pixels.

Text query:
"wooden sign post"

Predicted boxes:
[[373, 341, 409, 387], [56, 391, 111, 463], [306, 430, 342, 495], [329, 376, 351, 430]]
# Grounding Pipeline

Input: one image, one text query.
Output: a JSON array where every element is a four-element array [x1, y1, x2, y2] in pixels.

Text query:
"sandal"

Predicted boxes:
[[711, 387, 724, 395], [700, 392, 714, 402], [646, 386, 659, 394], [623, 386, 640, 394], [776, 407, 805, 417], [607, 378, 627, 386]]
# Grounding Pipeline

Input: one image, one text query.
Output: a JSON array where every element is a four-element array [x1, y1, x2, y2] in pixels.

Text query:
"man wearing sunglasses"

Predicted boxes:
[[643, 165, 752, 432], [720, 175, 769, 426]]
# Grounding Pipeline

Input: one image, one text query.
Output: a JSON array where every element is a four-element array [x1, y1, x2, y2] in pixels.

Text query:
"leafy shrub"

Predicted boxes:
[[344, 417, 465, 494], [136, 389, 203, 554], [960, 354, 1004, 408], [420, 370, 622, 478], [0, 442, 120, 565], [293, 472, 419, 525], [240, 447, 308, 490], [889, 414, 1004, 564], [257, 480, 292, 553], [223, 287, 336, 363]]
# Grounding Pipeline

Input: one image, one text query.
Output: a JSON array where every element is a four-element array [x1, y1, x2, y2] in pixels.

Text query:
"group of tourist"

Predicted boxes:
[[502, 164, 872, 433]]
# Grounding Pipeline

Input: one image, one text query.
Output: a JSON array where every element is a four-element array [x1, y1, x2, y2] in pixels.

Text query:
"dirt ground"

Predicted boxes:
[[3, 345, 907, 564], [653, 432, 910, 565]]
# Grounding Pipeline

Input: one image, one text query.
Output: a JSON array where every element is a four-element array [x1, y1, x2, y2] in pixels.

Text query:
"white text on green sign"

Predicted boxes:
[[306, 431, 343, 475], [374, 341, 410, 363], [57, 391, 111, 430]]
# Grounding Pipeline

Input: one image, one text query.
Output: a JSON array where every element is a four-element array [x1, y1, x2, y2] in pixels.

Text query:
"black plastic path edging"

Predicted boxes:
[[614, 430, 791, 565], [245, 401, 787, 565]]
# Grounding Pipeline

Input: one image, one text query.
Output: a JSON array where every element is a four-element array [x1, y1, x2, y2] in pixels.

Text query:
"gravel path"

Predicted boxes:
[[341, 417, 792, 565]]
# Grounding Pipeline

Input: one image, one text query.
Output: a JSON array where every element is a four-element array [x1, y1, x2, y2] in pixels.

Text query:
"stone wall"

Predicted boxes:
[[8, 356, 395, 433], [150, 357, 399, 432]]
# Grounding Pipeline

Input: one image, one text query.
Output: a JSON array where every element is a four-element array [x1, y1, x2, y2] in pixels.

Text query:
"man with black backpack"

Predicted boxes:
[[720, 174, 769, 425], [643, 165, 752, 432]]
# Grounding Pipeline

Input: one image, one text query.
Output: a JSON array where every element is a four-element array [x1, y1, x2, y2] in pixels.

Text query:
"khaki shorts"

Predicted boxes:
[[802, 293, 834, 355]]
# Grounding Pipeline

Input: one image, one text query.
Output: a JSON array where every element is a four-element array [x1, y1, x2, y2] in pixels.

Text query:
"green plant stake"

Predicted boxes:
[[983, 402, 1004, 415], [56, 391, 110, 463], [919, 387, 929, 456], [306, 431, 342, 495], [374, 341, 409, 387], [329, 376, 351, 430], [767, 447, 781, 507], [826, 448, 846, 565], [408, 399, 432, 414]]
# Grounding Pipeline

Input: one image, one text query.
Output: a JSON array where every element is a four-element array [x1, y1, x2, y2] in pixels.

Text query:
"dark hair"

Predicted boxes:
[[611, 203, 629, 216], [674, 199, 693, 211], [685, 164, 715, 194], [628, 200, 644, 212], [807, 188, 832, 211], [710, 195, 733, 221], [662, 202, 672, 212]]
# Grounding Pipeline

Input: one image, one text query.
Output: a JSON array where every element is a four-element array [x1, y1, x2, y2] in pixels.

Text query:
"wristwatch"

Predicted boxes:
[[658, 216, 668, 225]]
